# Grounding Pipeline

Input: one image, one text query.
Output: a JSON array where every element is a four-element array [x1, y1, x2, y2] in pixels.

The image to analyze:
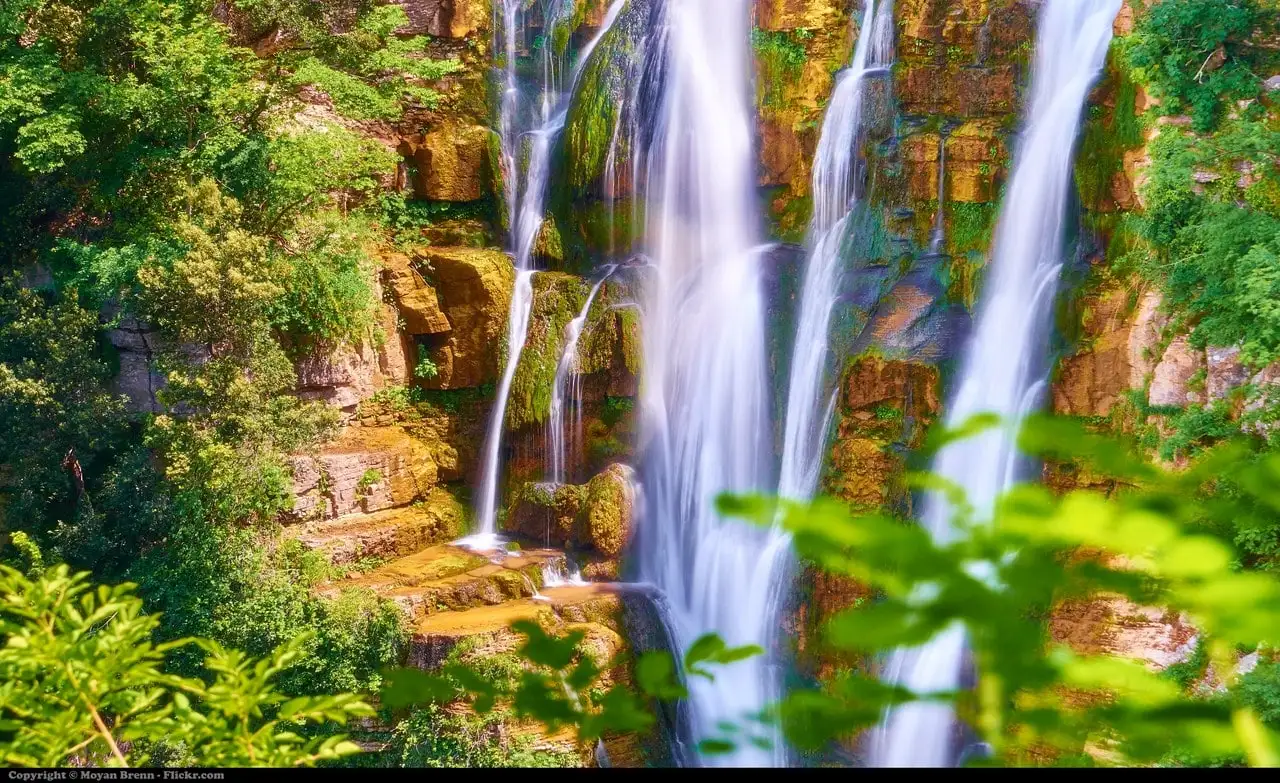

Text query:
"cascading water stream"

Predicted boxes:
[[870, 0, 1120, 767], [467, 1, 626, 546], [548, 266, 617, 486], [778, 0, 895, 503], [633, 0, 779, 766]]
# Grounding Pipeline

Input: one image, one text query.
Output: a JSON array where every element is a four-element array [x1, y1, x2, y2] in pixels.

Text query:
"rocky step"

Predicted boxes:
[[408, 583, 625, 671], [290, 495, 464, 566], [319, 543, 570, 620]]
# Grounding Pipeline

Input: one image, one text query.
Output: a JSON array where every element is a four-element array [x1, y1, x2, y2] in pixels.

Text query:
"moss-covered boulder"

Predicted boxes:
[[502, 463, 636, 561], [506, 481, 588, 546], [583, 462, 635, 557]]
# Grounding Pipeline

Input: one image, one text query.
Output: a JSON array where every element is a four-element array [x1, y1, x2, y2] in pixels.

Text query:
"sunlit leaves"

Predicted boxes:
[[720, 412, 1280, 765], [0, 565, 372, 766], [683, 633, 764, 681]]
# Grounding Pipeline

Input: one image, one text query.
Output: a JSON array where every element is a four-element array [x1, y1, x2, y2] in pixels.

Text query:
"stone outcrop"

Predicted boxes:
[[1149, 335, 1205, 408], [107, 316, 165, 414], [294, 302, 412, 412], [290, 425, 450, 521], [386, 247, 514, 390], [400, 124, 495, 202], [292, 488, 466, 565], [1054, 287, 1146, 416], [393, 0, 490, 39]]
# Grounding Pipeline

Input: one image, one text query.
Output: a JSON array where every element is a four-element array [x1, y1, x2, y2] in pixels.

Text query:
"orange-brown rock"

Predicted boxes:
[[290, 426, 446, 520], [409, 583, 625, 669], [393, 0, 490, 39], [401, 124, 494, 202], [842, 355, 942, 425], [754, 0, 844, 31], [758, 114, 807, 188], [1051, 593, 1197, 671], [1054, 288, 1165, 416], [295, 302, 412, 412], [897, 64, 1016, 118], [291, 489, 466, 564], [383, 252, 451, 336], [1149, 335, 1205, 408], [414, 246, 516, 389]]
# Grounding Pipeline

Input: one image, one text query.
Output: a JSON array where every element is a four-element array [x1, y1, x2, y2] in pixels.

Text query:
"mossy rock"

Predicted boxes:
[[582, 463, 635, 557], [506, 271, 590, 430], [504, 480, 588, 546]]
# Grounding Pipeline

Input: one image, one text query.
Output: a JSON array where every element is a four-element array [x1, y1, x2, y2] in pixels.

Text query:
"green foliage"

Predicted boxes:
[[1123, 0, 1280, 371], [1126, 0, 1267, 132], [384, 704, 578, 768], [0, 565, 372, 767], [721, 415, 1280, 766], [751, 28, 811, 112], [948, 202, 998, 255], [415, 344, 440, 380], [131, 526, 407, 697], [232, 2, 462, 121], [1158, 402, 1241, 462]]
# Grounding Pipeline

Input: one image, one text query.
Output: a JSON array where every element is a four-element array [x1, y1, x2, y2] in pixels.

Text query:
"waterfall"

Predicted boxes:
[[633, 0, 781, 766], [467, 1, 627, 547], [778, 0, 895, 503], [548, 266, 616, 485], [870, 0, 1120, 767]]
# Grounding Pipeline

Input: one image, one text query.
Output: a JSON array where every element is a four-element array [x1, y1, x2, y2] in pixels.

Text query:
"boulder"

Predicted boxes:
[[583, 463, 636, 558], [503, 463, 636, 559], [506, 482, 588, 548]]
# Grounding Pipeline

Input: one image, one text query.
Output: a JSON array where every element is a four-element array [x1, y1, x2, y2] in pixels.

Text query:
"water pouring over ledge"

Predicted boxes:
[[778, 0, 895, 504], [461, 0, 627, 552], [870, 0, 1121, 767], [632, 0, 780, 766]]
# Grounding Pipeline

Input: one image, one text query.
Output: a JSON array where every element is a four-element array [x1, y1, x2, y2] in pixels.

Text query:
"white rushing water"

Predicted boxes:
[[468, 2, 627, 546], [871, 0, 1120, 767], [778, 0, 894, 502], [634, 0, 781, 766], [548, 266, 616, 486]]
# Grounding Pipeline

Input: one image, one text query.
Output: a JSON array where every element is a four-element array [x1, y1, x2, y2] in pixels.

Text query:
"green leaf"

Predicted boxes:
[[379, 667, 455, 708]]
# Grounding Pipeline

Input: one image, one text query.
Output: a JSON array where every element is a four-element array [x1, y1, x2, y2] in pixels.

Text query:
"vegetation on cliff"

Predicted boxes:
[[0, 0, 460, 758]]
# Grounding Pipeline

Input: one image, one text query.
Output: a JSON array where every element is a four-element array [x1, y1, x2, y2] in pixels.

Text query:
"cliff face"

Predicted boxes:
[[96, 0, 1274, 765]]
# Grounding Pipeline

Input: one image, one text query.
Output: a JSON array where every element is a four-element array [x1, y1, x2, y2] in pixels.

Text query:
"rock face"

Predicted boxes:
[[290, 426, 451, 521], [394, 0, 490, 39], [401, 124, 495, 202], [1149, 335, 1205, 408], [107, 316, 164, 414], [386, 247, 515, 390], [293, 489, 466, 565], [1206, 346, 1250, 402], [294, 304, 412, 412], [825, 356, 941, 508]]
